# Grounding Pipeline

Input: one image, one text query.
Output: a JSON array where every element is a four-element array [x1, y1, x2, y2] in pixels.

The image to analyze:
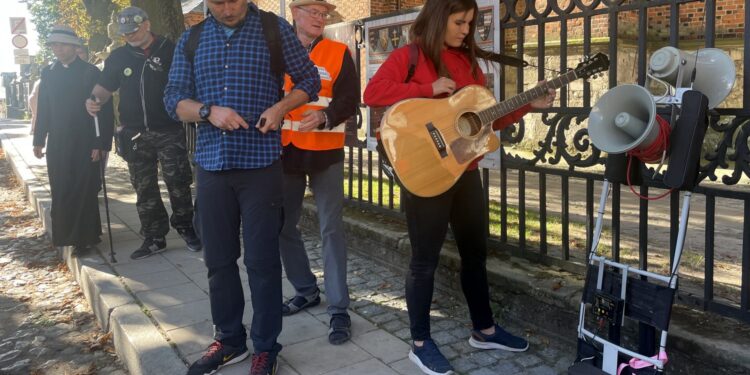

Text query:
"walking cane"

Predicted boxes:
[[91, 95, 116, 263]]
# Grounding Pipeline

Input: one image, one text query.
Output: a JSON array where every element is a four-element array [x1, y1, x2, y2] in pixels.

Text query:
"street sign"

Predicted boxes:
[[13, 48, 30, 64], [11, 34, 28, 49], [9, 17, 27, 35]]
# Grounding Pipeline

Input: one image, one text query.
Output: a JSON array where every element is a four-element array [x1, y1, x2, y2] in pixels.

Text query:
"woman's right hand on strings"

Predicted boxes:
[[432, 77, 456, 96]]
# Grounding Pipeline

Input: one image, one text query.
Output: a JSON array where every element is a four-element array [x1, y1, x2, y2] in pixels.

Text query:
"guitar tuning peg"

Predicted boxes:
[[584, 55, 590, 61]]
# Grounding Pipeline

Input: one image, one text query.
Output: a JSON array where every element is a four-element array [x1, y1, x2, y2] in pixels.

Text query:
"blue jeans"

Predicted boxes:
[[195, 161, 283, 354]]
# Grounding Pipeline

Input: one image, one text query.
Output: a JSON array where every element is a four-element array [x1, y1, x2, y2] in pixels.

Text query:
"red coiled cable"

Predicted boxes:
[[626, 115, 674, 200]]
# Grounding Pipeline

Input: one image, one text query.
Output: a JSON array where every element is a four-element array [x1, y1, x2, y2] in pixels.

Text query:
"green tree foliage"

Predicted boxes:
[[27, 0, 177, 64]]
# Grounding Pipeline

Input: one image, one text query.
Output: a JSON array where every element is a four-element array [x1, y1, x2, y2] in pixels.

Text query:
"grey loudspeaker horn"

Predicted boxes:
[[588, 84, 659, 154], [649, 47, 735, 108]]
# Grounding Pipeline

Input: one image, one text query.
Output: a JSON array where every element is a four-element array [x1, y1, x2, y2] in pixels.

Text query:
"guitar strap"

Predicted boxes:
[[404, 43, 419, 83], [374, 44, 419, 186]]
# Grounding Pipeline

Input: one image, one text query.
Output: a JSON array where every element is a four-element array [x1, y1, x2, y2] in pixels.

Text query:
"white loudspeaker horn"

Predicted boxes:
[[588, 84, 659, 154], [649, 46, 735, 108]]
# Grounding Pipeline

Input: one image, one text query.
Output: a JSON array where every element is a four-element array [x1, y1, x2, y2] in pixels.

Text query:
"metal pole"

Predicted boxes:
[[91, 95, 116, 263]]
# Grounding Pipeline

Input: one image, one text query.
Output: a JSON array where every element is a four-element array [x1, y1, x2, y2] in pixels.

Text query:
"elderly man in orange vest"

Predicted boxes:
[[280, 0, 359, 345]]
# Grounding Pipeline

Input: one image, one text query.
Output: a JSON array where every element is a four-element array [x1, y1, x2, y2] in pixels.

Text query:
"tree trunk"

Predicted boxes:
[[131, 0, 185, 43], [82, 0, 116, 52]]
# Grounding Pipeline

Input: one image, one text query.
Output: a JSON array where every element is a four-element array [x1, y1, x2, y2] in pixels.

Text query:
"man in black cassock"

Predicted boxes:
[[32, 26, 114, 253]]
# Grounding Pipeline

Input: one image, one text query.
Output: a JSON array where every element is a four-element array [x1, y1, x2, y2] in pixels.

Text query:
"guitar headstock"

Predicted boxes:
[[575, 53, 610, 79]]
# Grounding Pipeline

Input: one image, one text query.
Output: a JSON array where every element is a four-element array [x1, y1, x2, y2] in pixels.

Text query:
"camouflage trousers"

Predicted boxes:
[[127, 127, 194, 238]]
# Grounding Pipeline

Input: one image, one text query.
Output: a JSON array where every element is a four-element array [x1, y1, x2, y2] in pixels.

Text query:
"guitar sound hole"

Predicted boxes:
[[456, 113, 483, 138]]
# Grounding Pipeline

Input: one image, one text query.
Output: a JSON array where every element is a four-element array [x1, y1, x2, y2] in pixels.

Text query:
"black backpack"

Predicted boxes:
[[184, 10, 285, 79]]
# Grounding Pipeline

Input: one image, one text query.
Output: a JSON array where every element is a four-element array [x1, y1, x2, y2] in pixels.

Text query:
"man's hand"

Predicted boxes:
[[298, 110, 326, 132], [432, 77, 456, 96], [256, 104, 284, 134], [85, 98, 101, 117], [207, 106, 249, 131], [91, 149, 102, 162], [529, 80, 557, 109], [33, 146, 45, 159]]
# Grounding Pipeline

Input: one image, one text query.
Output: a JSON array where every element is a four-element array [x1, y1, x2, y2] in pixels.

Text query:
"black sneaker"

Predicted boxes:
[[250, 351, 278, 375], [328, 313, 351, 345], [409, 339, 454, 375], [186, 341, 249, 375], [130, 237, 167, 260], [281, 288, 321, 316], [177, 227, 203, 252], [468, 323, 529, 352]]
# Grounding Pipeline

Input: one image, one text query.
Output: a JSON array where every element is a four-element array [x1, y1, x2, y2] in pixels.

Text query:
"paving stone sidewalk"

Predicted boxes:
[[1, 120, 574, 374]]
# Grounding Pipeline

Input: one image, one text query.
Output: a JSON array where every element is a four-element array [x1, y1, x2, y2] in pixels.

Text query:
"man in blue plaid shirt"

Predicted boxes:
[[164, 1, 320, 374]]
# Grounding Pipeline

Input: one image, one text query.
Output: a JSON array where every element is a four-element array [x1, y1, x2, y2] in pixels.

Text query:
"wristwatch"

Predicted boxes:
[[199, 104, 212, 121]]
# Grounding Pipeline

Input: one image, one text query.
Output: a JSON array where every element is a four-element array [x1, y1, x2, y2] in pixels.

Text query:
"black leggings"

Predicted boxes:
[[403, 169, 494, 341]]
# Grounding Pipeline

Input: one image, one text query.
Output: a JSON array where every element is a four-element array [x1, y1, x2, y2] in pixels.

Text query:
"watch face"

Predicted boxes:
[[200, 105, 210, 119]]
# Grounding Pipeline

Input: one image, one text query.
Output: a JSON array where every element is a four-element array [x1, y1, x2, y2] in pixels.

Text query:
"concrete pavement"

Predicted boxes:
[[1, 119, 575, 375], [7, 118, 749, 375]]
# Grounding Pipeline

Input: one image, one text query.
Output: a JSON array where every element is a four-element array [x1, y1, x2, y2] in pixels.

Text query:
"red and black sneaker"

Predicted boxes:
[[249, 351, 278, 375], [187, 341, 249, 375]]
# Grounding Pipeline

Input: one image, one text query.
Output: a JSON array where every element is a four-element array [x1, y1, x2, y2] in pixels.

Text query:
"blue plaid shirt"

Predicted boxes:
[[164, 5, 320, 171]]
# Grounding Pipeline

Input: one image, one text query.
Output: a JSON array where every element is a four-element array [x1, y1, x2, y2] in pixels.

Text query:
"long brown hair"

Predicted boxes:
[[409, 0, 482, 79]]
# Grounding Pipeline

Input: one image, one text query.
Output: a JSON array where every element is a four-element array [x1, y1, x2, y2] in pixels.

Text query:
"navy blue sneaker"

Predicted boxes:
[[250, 351, 278, 375], [408, 339, 454, 375], [469, 324, 529, 352], [186, 341, 249, 374], [178, 227, 203, 252]]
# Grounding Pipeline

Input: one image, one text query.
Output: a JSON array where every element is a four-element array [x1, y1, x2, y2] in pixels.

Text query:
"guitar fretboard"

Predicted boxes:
[[477, 69, 579, 125]]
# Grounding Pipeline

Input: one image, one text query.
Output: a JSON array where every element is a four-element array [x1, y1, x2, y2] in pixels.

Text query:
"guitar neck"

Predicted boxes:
[[478, 69, 579, 124]]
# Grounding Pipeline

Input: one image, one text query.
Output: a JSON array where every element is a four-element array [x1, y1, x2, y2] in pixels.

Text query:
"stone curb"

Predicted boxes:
[[1, 131, 187, 375]]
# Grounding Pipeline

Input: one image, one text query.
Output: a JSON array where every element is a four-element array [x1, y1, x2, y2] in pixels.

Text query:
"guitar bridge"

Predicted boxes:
[[426, 122, 448, 158]]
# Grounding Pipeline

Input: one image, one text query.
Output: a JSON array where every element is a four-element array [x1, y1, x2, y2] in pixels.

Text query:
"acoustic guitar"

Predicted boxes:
[[379, 53, 610, 197]]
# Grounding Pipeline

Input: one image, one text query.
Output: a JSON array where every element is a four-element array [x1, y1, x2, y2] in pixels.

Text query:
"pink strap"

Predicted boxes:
[[617, 351, 668, 375]]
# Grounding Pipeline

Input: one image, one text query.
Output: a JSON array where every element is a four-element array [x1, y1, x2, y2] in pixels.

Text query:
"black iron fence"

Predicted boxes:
[[346, 0, 750, 323], [1, 73, 31, 119], [186, 0, 749, 323]]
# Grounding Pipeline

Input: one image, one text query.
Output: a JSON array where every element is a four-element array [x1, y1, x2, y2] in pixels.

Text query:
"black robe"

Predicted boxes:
[[32, 58, 114, 247]]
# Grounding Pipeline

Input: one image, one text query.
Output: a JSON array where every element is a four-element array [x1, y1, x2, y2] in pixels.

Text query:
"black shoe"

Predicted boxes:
[[130, 237, 167, 260], [281, 288, 321, 316], [72, 245, 93, 256], [328, 313, 352, 345], [250, 351, 278, 375], [177, 227, 202, 252], [186, 341, 249, 375]]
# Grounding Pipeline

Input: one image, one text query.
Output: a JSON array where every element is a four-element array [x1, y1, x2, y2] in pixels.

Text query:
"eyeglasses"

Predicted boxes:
[[298, 7, 331, 20]]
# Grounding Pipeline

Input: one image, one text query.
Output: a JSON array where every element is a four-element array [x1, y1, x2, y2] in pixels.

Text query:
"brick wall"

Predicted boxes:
[[255, 0, 371, 23], [501, 0, 745, 44], [184, 11, 203, 28]]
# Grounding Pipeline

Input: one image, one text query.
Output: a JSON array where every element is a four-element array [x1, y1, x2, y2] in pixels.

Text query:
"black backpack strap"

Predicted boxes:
[[184, 13, 283, 97], [404, 43, 419, 83], [184, 20, 206, 65], [259, 10, 284, 79]]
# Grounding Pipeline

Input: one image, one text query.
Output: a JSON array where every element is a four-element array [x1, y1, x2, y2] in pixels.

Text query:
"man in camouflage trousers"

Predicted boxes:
[[86, 7, 201, 259]]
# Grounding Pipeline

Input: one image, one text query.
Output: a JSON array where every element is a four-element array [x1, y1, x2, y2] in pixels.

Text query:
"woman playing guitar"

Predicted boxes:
[[363, 1, 556, 374]]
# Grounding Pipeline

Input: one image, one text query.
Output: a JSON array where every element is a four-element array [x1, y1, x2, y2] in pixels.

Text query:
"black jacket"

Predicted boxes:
[[100, 35, 181, 131]]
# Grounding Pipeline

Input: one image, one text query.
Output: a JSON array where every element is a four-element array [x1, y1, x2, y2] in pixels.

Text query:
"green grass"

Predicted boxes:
[[341, 170, 615, 257], [343, 173, 403, 209]]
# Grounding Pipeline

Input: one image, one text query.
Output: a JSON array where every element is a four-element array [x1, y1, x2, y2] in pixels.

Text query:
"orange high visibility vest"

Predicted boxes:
[[282, 38, 348, 151]]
